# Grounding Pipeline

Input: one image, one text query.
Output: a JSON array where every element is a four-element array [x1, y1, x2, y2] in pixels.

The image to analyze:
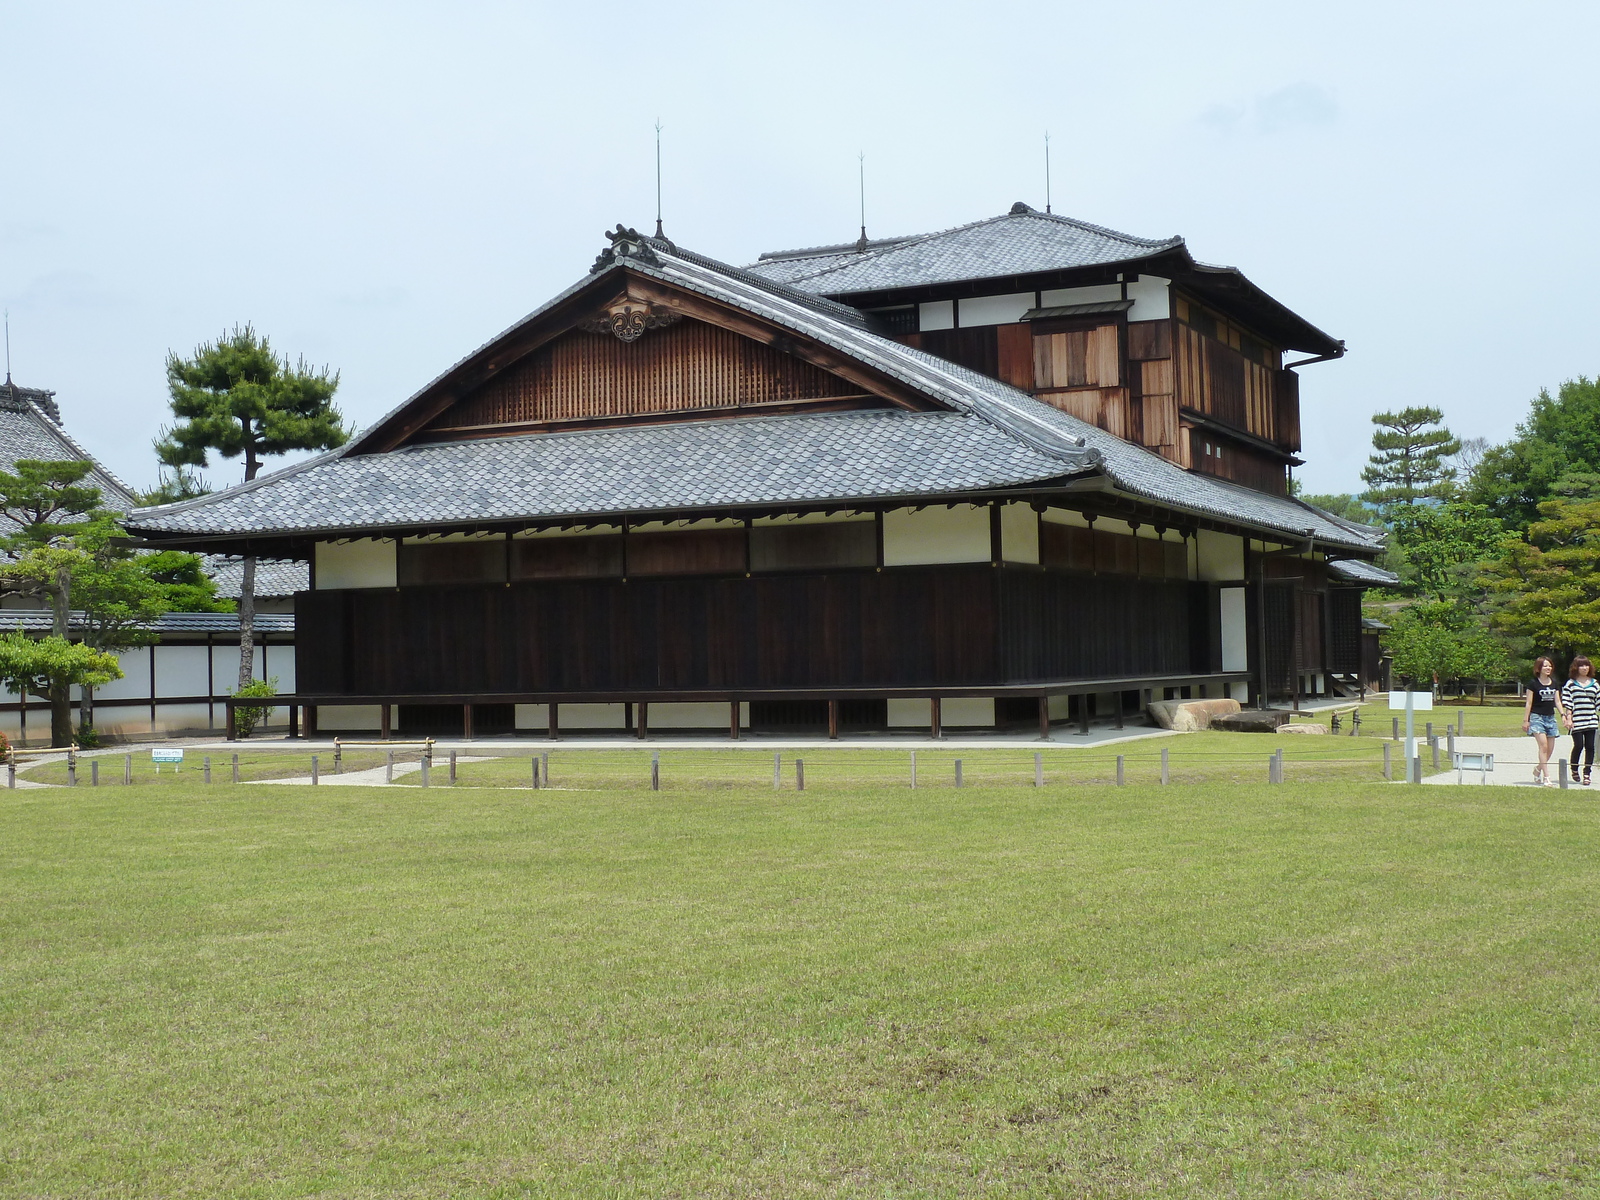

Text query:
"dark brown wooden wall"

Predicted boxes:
[[422, 318, 870, 435], [296, 566, 1210, 697]]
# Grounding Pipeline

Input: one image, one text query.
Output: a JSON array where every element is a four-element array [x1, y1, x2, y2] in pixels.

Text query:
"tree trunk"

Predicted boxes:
[[82, 684, 95, 735], [237, 555, 256, 692], [50, 563, 72, 747], [236, 446, 261, 695]]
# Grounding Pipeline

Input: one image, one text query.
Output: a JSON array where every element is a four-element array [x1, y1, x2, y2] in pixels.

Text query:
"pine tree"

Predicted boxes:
[[1359, 406, 1461, 516], [156, 326, 346, 691]]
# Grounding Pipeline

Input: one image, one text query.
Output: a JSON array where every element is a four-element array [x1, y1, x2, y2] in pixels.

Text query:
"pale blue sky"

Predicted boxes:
[[4, 1, 1596, 495]]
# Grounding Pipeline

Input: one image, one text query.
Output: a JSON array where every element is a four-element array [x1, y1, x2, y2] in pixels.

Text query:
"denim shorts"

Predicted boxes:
[[1529, 713, 1560, 737]]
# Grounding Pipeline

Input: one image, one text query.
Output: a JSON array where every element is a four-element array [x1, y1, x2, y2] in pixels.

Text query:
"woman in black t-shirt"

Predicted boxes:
[[1523, 655, 1568, 786]]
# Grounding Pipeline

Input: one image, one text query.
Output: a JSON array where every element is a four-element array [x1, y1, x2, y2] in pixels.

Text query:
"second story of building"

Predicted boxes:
[[747, 204, 1343, 497]]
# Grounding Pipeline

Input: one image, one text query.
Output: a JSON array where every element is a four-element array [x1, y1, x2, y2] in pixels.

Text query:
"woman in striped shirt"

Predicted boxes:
[[1562, 655, 1600, 786]]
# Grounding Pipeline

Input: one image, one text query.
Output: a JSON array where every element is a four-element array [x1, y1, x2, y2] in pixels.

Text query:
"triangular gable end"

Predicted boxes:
[[363, 268, 946, 452]]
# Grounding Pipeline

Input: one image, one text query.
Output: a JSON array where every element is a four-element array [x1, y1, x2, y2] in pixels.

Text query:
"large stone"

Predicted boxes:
[[1279, 723, 1329, 735], [1147, 698, 1242, 732], [1212, 709, 1291, 733]]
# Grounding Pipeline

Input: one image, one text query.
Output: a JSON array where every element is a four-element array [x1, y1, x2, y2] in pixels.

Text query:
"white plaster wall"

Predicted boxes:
[[957, 292, 1034, 327], [918, 300, 954, 331], [514, 703, 549, 729], [1041, 283, 1122, 307], [1048, 695, 1072, 720], [1219, 587, 1248, 672], [96, 648, 151, 700], [1000, 503, 1039, 564], [887, 697, 995, 727], [557, 703, 627, 729], [1126, 275, 1171, 321], [1196, 530, 1245, 581], [882, 505, 990, 566], [315, 539, 396, 589], [649, 702, 749, 729], [155, 645, 210, 698], [318, 704, 382, 731]]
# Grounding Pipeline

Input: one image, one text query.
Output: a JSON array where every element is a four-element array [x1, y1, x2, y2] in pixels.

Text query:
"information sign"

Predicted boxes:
[[1387, 692, 1433, 712], [151, 749, 184, 763]]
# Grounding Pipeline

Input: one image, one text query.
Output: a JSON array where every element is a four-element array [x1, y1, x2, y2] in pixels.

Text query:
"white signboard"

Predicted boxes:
[[151, 748, 184, 763], [1387, 691, 1433, 711]]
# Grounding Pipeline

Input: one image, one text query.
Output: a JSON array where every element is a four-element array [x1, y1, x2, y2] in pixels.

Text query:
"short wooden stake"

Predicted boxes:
[[1411, 755, 1421, 785], [1392, 717, 1399, 741], [651, 751, 660, 792], [1559, 759, 1569, 789], [954, 759, 963, 789], [532, 756, 541, 789], [67, 756, 75, 787], [910, 750, 917, 789], [541, 752, 549, 785], [1116, 755, 1124, 786], [91, 760, 99, 787], [930, 697, 942, 740], [231, 753, 239, 784], [204, 756, 211, 785], [312, 756, 320, 786], [1160, 746, 1170, 785], [1034, 752, 1043, 787], [334, 744, 343, 774], [796, 759, 805, 790], [6, 761, 13, 789], [450, 751, 457, 783], [1431, 736, 1440, 770]]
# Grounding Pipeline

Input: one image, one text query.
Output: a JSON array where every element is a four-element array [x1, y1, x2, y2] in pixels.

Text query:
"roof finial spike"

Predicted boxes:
[[855, 152, 868, 252], [3, 309, 10, 384], [653, 120, 665, 240], [1044, 130, 1052, 214]]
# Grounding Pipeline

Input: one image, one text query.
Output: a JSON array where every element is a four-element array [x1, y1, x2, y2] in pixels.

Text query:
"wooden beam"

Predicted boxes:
[[729, 700, 740, 741], [1037, 696, 1050, 740], [636, 701, 648, 740], [463, 703, 474, 740]]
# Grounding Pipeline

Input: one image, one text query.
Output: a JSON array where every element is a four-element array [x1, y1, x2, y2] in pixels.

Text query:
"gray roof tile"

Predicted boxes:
[[746, 205, 1182, 295], [0, 387, 136, 509], [130, 233, 1382, 556]]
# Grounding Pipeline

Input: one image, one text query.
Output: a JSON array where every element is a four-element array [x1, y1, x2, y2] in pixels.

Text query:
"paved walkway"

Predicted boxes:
[[246, 756, 496, 786], [1420, 735, 1596, 788]]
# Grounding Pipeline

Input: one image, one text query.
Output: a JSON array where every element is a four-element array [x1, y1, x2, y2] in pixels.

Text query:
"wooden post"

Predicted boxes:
[[636, 702, 649, 740], [729, 700, 739, 741], [226, 699, 236, 741], [1034, 752, 1043, 787], [796, 759, 805, 790], [542, 752, 549, 785], [7, 761, 14, 789], [955, 759, 963, 789], [231, 753, 238, 784], [1116, 755, 1124, 786], [306, 706, 318, 737], [1114, 692, 1124, 730], [1078, 694, 1090, 736], [204, 756, 211, 785], [125, 753, 133, 785], [91, 760, 99, 787], [463, 704, 474, 741], [548, 702, 560, 741], [311, 756, 319, 785], [287, 704, 300, 739], [532, 756, 541, 789], [381, 704, 392, 740], [650, 751, 660, 791], [419, 756, 428, 787], [1161, 746, 1170, 785], [450, 751, 457, 783], [910, 750, 917, 789], [930, 697, 942, 740], [827, 700, 839, 740], [1037, 696, 1050, 741]]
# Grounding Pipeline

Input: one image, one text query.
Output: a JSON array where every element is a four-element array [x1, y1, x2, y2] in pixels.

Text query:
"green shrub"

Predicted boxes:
[[230, 677, 279, 738]]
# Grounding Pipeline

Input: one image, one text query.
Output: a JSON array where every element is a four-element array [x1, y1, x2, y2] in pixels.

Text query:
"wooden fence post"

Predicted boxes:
[[1161, 747, 1170, 785]]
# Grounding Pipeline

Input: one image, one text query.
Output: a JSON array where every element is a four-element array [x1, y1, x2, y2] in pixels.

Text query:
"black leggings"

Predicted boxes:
[[1573, 728, 1597, 774]]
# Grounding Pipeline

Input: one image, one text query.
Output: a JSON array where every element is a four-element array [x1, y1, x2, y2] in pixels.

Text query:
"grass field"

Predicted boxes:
[[5, 762, 1599, 1197]]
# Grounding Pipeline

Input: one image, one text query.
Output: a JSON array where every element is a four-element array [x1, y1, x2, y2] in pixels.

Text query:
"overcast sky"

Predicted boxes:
[[4, 1, 1597, 497]]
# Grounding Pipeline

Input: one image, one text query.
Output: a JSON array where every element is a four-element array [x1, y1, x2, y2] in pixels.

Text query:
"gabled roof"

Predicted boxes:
[[128, 229, 1381, 555], [750, 204, 1180, 293], [748, 204, 1343, 357], [203, 556, 308, 599], [0, 377, 137, 509]]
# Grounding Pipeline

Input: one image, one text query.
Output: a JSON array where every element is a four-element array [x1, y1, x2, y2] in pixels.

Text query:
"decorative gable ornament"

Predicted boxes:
[[580, 299, 682, 343], [590, 223, 662, 273]]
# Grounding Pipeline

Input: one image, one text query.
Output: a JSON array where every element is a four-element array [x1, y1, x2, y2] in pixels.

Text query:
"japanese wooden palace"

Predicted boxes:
[[126, 205, 1390, 737]]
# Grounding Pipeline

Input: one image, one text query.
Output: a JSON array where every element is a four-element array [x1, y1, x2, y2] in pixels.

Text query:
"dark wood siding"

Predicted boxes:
[[297, 565, 1210, 697]]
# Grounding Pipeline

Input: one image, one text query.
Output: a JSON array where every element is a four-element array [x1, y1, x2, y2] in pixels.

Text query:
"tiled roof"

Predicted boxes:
[[203, 556, 309, 598], [0, 381, 136, 509], [1329, 558, 1400, 585], [746, 204, 1182, 295], [129, 233, 1383, 556], [0, 609, 294, 635]]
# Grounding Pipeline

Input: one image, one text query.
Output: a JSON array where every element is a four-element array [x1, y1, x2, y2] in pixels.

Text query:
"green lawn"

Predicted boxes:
[[4, 772, 1598, 1197]]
